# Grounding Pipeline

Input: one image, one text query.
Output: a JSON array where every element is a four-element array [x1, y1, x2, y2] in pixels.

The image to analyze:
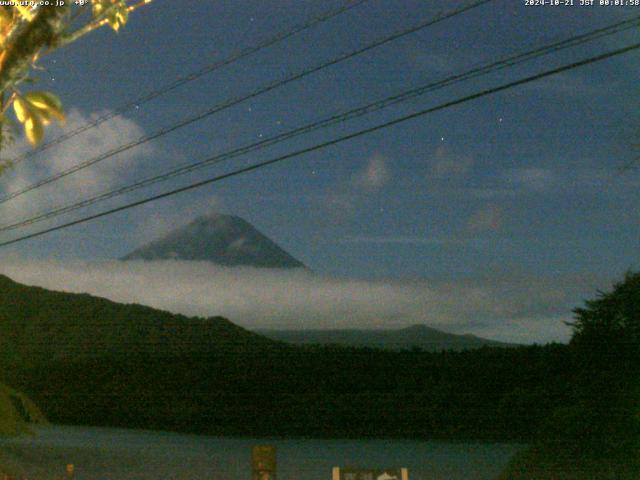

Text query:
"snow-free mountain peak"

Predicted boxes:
[[122, 213, 305, 269]]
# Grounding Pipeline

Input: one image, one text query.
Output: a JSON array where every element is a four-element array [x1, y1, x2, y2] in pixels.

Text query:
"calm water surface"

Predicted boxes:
[[0, 425, 524, 480]]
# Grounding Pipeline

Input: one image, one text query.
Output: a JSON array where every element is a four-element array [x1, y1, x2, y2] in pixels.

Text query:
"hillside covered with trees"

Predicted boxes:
[[0, 272, 637, 478]]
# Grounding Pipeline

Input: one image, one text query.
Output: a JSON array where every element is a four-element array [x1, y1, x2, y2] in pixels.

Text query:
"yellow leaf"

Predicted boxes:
[[92, 0, 107, 14], [14, 5, 33, 21], [25, 116, 43, 145], [37, 109, 51, 126], [109, 17, 120, 31], [0, 9, 11, 29], [13, 97, 30, 123], [116, 6, 128, 26]]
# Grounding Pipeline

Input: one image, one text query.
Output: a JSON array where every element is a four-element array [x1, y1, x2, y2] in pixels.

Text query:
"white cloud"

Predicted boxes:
[[0, 258, 599, 344], [464, 165, 636, 203], [470, 315, 573, 345], [338, 236, 450, 246], [504, 167, 556, 192], [429, 146, 473, 179], [322, 153, 391, 223], [352, 154, 390, 190], [131, 195, 224, 244], [0, 109, 156, 226], [322, 191, 358, 223]]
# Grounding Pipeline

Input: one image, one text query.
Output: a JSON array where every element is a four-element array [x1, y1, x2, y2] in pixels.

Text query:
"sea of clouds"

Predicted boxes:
[[0, 257, 606, 343]]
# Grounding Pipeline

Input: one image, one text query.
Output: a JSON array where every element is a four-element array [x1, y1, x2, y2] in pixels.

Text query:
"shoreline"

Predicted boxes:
[[1, 424, 526, 480]]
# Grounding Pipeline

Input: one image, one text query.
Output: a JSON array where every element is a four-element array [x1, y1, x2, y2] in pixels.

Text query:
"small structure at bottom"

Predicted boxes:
[[252, 445, 277, 480], [332, 467, 409, 480]]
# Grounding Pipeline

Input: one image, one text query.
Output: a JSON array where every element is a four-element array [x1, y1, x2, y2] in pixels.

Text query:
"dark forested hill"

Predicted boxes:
[[0, 274, 280, 364], [0, 274, 576, 442], [257, 325, 517, 351]]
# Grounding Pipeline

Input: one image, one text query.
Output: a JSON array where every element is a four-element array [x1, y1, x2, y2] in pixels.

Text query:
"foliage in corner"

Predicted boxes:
[[499, 271, 640, 479], [570, 271, 640, 354], [0, 0, 152, 153], [0, 381, 47, 436], [569, 271, 640, 451]]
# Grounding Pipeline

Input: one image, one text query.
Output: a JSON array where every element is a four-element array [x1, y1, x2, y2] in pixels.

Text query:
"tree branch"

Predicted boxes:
[[58, 0, 152, 48], [0, 5, 69, 95]]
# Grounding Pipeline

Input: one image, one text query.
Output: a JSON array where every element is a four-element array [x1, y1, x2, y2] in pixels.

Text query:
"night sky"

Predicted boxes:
[[0, 0, 637, 342]]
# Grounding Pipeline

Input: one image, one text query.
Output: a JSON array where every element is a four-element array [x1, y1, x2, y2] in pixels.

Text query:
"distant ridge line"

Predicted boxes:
[[256, 325, 518, 352]]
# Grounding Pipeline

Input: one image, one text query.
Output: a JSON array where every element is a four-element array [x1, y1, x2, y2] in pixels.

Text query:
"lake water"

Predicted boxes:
[[0, 425, 524, 480]]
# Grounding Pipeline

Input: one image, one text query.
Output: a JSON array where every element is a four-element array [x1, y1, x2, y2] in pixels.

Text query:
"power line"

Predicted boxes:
[[0, 0, 493, 205], [1, 41, 637, 248], [6, 0, 371, 166], [2, 15, 637, 234]]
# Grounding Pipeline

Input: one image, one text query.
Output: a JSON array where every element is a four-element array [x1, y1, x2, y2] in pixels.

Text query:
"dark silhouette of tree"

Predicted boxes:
[[501, 272, 640, 479], [567, 271, 640, 456], [570, 271, 639, 357]]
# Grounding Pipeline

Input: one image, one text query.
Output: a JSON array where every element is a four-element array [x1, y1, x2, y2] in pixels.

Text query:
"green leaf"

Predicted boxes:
[[25, 91, 62, 111], [24, 91, 65, 123]]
